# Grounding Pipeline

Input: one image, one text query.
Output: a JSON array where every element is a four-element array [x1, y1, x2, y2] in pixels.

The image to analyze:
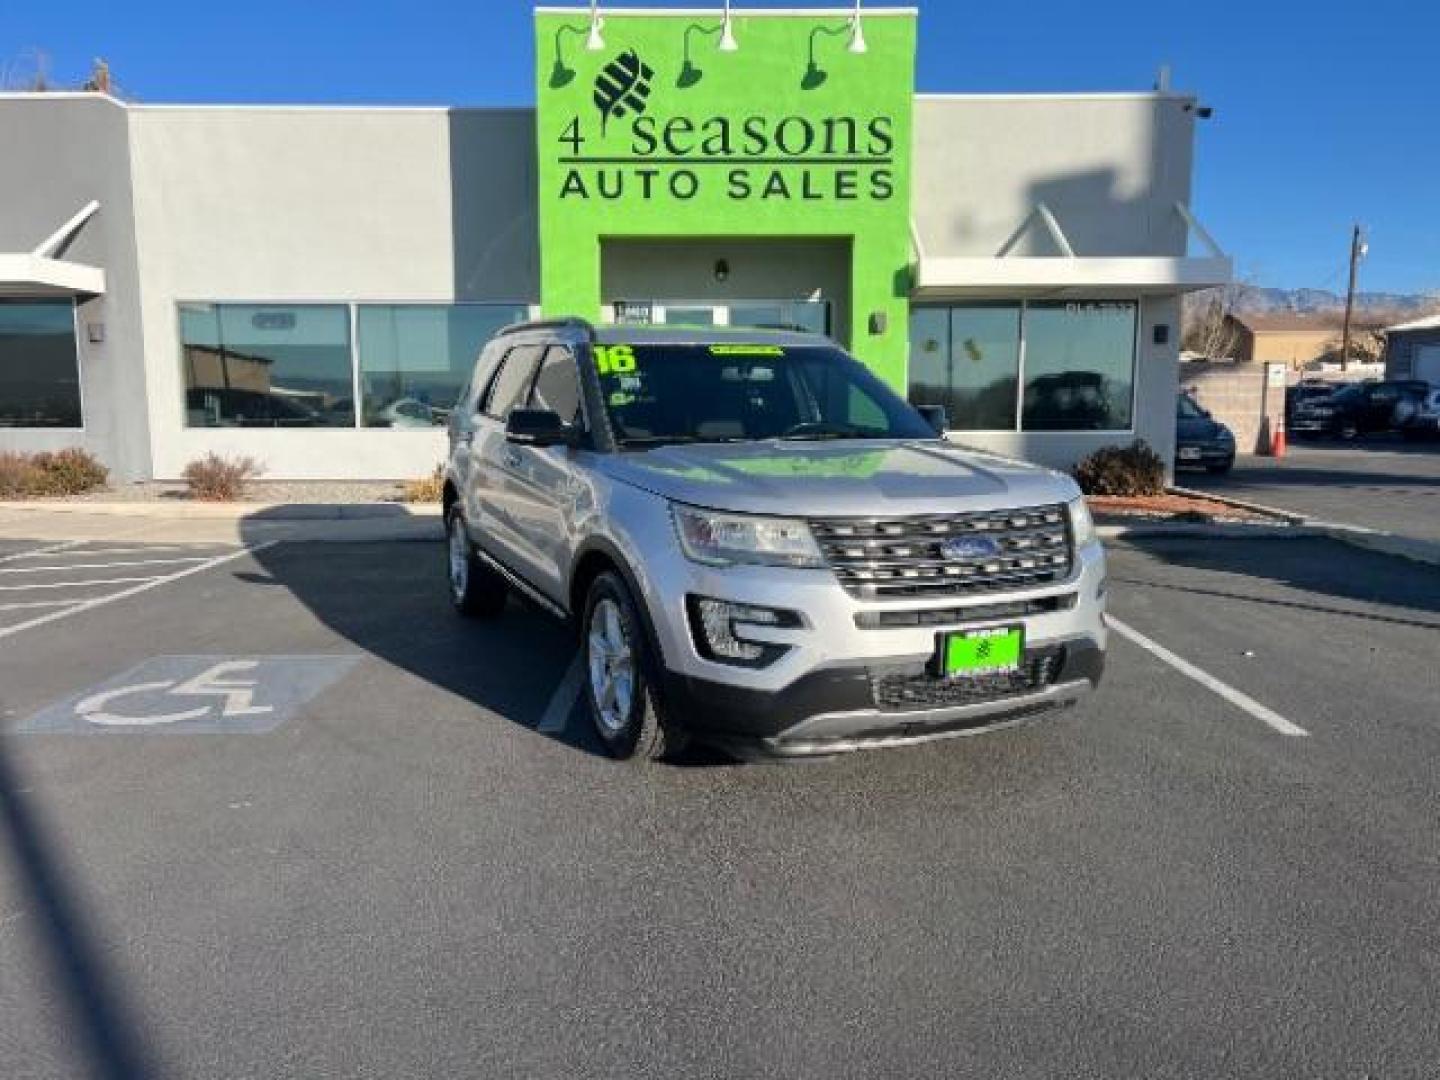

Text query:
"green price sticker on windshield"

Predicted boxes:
[[594, 344, 637, 375], [709, 345, 785, 357]]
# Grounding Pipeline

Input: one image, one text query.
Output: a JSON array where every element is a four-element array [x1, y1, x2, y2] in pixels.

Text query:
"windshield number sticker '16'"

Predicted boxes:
[[594, 345, 638, 375]]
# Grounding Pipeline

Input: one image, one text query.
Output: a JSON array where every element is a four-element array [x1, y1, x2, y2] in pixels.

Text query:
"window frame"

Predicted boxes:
[[909, 298, 1141, 436], [0, 296, 85, 431], [526, 344, 588, 432], [479, 343, 545, 421], [175, 300, 537, 432]]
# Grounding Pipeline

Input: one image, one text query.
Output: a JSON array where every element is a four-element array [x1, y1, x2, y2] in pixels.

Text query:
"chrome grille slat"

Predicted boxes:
[[811, 504, 1073, 600]]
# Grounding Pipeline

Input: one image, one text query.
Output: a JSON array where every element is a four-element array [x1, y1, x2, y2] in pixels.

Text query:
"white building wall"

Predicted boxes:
[[127, 106, 539, 480]]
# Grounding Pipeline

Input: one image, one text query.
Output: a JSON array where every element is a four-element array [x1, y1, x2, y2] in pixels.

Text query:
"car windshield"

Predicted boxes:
[[1177, 394, 1206, 419], [589, 342, 938, 447]]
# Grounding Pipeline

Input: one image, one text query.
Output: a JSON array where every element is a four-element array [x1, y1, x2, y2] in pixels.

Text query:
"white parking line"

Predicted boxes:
[[0, 599, 88, 611], [0, 556, 212, 574], [1107, 615, 1309, 738], [0, 540, 84, 565], [538, 653, 585, 733], [0, 577, 161, 592], [0, 543, 276, 642]]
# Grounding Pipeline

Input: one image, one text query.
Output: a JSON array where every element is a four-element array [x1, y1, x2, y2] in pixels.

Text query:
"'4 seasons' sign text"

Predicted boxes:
[[555, 48, 895, 204]]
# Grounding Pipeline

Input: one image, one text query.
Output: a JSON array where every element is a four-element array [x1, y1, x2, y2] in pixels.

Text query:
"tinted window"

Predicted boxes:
[[1022, 301, 1136, 431], [356, 304, 527, 429], [1177, 395, 1205, 419], [482, 345, 543, 419], [591, 343, 935, 446], [909, 304, 1020, 430], [529, 346, 582, 424], [0, 299, 81, 428], [181, 303, 353, 428]]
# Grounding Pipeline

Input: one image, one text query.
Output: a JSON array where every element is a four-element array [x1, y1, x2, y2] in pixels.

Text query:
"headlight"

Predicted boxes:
[[1068, 497, 1097, 547], [673, 505, 825, 568]]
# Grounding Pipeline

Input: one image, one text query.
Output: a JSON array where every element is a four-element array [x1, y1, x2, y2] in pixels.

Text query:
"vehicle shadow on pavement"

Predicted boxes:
[[1114, 535, 1440, 624], [0, 741, 158, 1079], [238, 516, 626, 761]]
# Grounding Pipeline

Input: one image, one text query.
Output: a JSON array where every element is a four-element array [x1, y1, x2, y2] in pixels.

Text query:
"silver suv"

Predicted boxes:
[[443, 320, 1106, 761]]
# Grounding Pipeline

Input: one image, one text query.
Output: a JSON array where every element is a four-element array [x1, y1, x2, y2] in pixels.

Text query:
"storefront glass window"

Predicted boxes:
[[0, 299, 81, 428], [908, 304, 1020, 430], [181, 303, 354, 428], [357, 304, 527, 428], [908, 300, 1136, 432], [1021, 301, 1136, 431]]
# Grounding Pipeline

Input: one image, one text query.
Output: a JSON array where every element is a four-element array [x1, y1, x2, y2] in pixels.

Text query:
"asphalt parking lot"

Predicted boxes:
[[2, 530, 1439, 1078], [1185, 439, 1440, 541]]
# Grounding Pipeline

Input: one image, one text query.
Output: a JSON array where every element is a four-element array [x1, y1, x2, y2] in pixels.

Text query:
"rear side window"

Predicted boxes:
[[529, 346, 583, 425], [481, 344, 543, 419]]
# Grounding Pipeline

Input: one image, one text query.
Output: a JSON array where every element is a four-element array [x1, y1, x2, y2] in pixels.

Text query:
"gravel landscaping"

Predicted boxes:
[[67, 480, 419, 504]]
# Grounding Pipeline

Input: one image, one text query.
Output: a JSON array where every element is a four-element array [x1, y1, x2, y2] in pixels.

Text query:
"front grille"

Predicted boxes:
[[810, 505, 1072, 600], [854, 593, 1076, 629], [869, 649, 1064, 712]]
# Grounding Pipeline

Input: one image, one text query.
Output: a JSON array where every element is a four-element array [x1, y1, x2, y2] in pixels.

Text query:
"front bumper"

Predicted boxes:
[[661, 636, 1104, 758]]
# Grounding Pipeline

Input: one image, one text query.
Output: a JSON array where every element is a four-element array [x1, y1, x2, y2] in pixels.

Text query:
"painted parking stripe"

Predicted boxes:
[[1107, 615, 1309, 738], [0, 577, 162, 593], [538, 653, 586, 733], [0, 540, 84, 565], [0, 543, 276, 642], [0, 556, 213, 574], [3, 544, 211, 559], [0, 599, 88, 612]]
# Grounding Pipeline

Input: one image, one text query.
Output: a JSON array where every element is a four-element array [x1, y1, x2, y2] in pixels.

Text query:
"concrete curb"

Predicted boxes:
[[1166, 485, 1309, 526], [1097, 521, 1305, 541], [0, 500, 443, 521], [1312, 523, 1440, 569]]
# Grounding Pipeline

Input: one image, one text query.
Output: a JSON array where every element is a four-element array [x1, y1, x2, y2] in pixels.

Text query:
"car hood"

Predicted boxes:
[[1177, 416, 1230, 442], [594, 439, 1079, 517]]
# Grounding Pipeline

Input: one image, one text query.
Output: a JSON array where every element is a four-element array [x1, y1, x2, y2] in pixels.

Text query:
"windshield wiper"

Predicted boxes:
[[617, 434, 748, 448], [777, 423, 875, 442]]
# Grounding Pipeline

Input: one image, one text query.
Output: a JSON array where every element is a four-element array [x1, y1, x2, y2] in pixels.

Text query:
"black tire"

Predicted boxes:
[[581, 570, 685, 762], [446, 508, 507, 618]]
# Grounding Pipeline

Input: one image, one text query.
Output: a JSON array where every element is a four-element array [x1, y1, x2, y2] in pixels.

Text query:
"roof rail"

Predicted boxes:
[[495, 316, 595, 339]]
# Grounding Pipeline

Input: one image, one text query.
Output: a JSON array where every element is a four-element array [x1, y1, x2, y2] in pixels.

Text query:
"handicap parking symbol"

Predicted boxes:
[[14, 655, 360, 735]]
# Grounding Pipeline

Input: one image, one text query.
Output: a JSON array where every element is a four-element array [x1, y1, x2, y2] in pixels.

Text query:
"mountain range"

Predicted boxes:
[[1231, 286, 1440, 316]]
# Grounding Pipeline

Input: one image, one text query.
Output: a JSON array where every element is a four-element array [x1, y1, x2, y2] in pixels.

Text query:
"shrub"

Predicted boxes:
[[182, 453, 263, 501], [1073, 440, 1167, 497], [0, 448, 108, 498], [401, 465, 445, 504], [31, 448, 109, 495]]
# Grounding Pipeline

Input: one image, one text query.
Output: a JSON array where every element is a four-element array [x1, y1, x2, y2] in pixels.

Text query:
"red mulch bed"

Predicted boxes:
[[1087, 493, 1269, 523]]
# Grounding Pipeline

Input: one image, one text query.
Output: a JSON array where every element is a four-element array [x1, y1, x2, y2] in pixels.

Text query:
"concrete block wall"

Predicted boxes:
[[1178, 361, 1283, 455]]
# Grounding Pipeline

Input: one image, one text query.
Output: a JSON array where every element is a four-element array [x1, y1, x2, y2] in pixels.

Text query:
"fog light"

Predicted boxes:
[[687, 597, 800, 667]]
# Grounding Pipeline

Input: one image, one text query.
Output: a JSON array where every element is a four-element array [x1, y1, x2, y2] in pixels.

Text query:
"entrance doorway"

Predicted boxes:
[[600, 237, 851, 344]]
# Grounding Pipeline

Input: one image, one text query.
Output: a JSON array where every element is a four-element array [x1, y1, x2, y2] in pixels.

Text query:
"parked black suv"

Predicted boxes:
[[1290, 380, 1430, 439]]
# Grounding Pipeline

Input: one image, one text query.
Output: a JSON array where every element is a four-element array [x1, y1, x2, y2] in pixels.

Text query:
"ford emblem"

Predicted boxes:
[[940, 536, 1001, 560]]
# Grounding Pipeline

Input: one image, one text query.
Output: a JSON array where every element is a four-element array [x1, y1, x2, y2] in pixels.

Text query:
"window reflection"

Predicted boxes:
[[908, 304, 1020, 430], [181, 304, 353, 428], [0, 299, 81, 428], [1021, 302, 1136, 431], [358, 304, 527, 428]]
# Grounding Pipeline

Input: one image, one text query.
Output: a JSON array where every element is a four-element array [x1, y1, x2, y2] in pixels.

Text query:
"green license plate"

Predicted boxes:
[[941, 626, 1024, 677]]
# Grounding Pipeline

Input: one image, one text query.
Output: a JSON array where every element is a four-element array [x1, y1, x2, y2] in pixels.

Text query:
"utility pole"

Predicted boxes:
[[1339, 223, 1366, 372]]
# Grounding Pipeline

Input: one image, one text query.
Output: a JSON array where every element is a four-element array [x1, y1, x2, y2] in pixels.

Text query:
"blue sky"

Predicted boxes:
[[3, 0, 1435, 295]]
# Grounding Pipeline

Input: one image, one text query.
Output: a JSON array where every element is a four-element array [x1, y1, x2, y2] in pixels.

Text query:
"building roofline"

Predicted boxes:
[[916, 91, 1197, 103]]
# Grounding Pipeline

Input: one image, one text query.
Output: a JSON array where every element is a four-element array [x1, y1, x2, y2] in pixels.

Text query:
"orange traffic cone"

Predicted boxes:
[[1271, 423, 1287, 458]]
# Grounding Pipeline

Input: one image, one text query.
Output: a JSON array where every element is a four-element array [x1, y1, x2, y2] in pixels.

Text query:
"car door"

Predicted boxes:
[[468, 342, 545, 570], [1365, 384, 1399, 432], [495, 344, 588, 603]]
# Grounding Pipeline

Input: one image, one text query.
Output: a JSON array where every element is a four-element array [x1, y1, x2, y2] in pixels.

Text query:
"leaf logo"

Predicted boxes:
[[594, 49, 654, 134]]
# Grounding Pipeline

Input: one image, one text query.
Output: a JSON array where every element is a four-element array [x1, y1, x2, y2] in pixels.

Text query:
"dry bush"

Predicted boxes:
[[182, 453, 263, 501], [401, 465, 445, 504], [0, 448, 108, 497], [1073, 440, 1167, 497]]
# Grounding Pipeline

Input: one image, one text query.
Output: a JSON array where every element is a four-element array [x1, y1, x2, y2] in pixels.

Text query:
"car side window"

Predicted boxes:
[[528, 346, 583, 426], [481, 345, 543, 420]]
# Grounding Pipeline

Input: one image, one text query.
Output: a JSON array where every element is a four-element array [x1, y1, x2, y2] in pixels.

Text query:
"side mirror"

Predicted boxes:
[[916, 404, 949, 434], [506, 409, 578, 448]]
